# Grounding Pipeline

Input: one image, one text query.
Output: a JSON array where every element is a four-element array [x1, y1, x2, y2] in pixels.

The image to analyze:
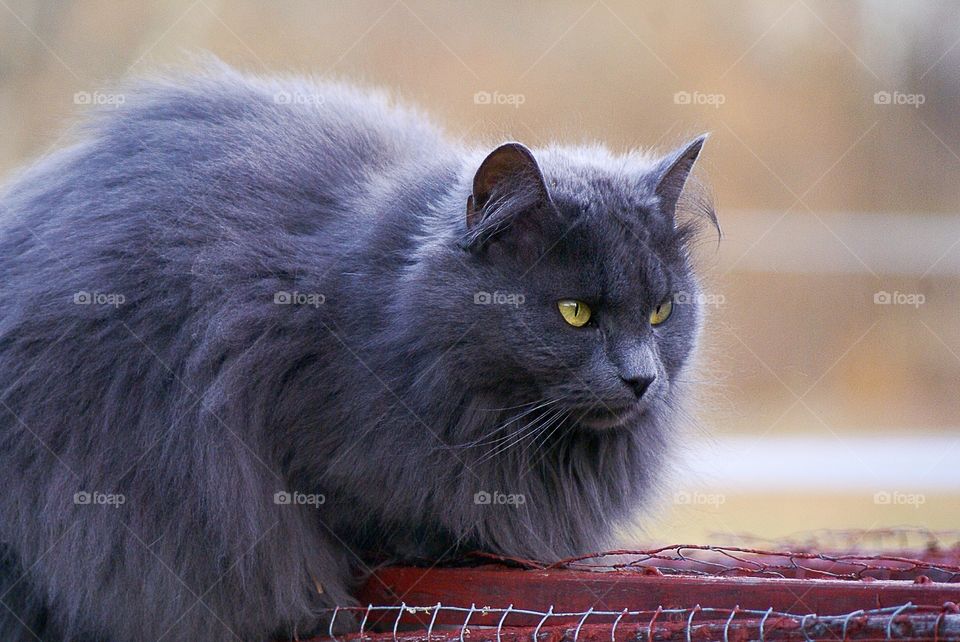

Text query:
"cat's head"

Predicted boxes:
[[438, 136, 715, 431]]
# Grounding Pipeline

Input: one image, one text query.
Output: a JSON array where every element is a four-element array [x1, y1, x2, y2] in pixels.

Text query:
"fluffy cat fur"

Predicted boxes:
[[0, 62, 716, 641]]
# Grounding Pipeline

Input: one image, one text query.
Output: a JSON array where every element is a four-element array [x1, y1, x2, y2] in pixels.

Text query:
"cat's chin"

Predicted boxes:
[[575, 402, 648, 430]]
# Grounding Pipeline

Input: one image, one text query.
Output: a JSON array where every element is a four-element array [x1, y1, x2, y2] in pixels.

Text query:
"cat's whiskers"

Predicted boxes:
[[523, 408, 573, 459], [452, 397, 563, 450], [470, 405, 562, 462], [472, 405, 566, 467], [476, 398, 556, 413]]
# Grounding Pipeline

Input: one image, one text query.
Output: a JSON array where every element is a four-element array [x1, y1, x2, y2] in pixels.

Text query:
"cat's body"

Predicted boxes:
[[0, 64, 713, 641]]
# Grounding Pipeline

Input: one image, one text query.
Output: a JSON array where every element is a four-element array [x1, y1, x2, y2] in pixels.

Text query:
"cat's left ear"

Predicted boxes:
[[462, 142, 551, 251], [651, 134, 707, 218]]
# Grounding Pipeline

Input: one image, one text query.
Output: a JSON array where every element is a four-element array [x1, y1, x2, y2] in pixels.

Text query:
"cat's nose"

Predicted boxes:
[[622, 375, 655, 399]]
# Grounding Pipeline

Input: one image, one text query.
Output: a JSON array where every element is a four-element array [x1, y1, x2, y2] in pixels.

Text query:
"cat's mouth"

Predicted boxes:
[[574, 401, 646, 430]]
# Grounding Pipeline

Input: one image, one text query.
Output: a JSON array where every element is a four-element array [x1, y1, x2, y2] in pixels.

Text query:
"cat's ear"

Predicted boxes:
[[652, 134, 707, 217], [462, 142, 550, 250]]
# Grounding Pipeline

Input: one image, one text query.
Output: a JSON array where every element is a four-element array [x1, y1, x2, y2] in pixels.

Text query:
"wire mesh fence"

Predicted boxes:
[[301, 529, 960, 641], [314, 602, 960, 641]]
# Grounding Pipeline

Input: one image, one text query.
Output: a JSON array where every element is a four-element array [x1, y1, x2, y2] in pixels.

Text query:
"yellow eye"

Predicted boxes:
[[649, 298, 673, 326], [557, 299, 591, 327]]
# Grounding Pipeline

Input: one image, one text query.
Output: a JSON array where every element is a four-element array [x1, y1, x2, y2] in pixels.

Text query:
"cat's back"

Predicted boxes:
[[0, 62, 446, 246], [0, 63, 451, 301]]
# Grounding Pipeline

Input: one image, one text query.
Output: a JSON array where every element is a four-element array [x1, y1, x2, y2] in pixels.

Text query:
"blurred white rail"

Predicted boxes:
[[719, 211, 960, 277], [683, 434, 960, 491]]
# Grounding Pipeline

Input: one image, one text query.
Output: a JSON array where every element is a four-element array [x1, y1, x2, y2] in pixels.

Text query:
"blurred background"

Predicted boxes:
[[1, 0, 958, 545]]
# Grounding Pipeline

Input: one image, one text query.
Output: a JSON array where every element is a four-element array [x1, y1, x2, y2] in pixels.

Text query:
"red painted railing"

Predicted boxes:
[[304, 532, 960, 641]]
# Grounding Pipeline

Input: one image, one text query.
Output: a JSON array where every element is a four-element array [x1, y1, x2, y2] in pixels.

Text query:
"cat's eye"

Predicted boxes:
[[649, 298, 673, 326], [557, 299, 591, 327]]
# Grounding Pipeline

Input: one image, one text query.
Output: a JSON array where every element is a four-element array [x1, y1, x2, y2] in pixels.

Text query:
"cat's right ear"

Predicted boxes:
[[461, 143, 551, 251], [651, 134, 707, 219]]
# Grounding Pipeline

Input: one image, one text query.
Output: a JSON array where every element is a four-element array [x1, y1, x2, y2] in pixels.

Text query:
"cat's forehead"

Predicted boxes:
[[536, 200, 679, 305], [535, 146, 662, 213], [536, 223, 675, 310], [530, 148, 685, 299], [536, 149, 677, 255]]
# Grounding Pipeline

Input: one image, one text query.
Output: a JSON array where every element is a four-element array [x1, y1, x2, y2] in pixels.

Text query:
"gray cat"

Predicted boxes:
[[0, 62, 716, 641]]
